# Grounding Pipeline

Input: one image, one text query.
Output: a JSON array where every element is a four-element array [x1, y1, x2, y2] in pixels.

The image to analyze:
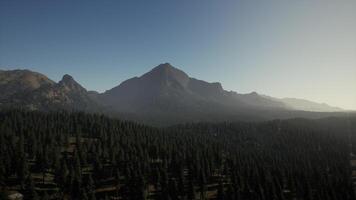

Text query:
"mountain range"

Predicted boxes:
[[0, 63, 345, 125]]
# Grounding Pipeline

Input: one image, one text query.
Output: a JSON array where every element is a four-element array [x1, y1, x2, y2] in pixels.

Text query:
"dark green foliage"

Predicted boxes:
[[216, 180, 225, 200], [0, 110, 355, 199], [0, 192, 8, 200]]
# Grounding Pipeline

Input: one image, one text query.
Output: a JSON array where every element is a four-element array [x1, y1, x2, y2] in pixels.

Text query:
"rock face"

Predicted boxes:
[[0, 69, 55, 102], [0, 70, 99, 111], [0, 64, 344, 125]]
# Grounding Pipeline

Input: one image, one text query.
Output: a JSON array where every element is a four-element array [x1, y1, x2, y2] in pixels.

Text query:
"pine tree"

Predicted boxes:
[[168, 179, 178, 200], [187, 179, 195, 200], [41, 191, 49, 200], [25, 175, 38, 200], [217, 180, 225, 200], [178, 167, 186, 198], [18, 156, 29, 189]]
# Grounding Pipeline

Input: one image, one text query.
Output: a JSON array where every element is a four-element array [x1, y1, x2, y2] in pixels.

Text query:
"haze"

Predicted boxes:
[[0, 0, 355, 109]]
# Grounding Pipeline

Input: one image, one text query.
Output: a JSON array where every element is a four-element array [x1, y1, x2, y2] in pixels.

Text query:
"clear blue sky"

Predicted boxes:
[[1, 0, 355, 109]]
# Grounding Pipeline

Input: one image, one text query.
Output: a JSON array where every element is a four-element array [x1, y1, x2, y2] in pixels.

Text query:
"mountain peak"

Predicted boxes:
[[141, 63, 190, 87], [58, 74, 87, 92], [61, 74, 74, 82], [149, 62, 178, 74], [60, 74, 81, 86], [0, 69, 54, 89], [157, 62, 173, 69]]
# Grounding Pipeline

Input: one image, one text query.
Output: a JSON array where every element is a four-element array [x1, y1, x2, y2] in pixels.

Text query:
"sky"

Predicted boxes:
[[0, 0, 355, 109]]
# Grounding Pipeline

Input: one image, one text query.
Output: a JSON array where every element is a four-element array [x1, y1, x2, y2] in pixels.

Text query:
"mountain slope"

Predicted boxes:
[[97, 63, 299, 123], [260, 95, 343, 112], [99, 64, 229, 121], [0, 65, 346, 125], [0, 69, 55, 102], [280, 98, 342, 112], [0, 70, 100, 111]]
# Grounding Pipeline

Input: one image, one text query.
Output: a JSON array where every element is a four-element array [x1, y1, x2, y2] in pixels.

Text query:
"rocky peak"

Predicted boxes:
[[61, 74, 75, 82], [141, 63, 190, 88], [58, 74, 86, 92]]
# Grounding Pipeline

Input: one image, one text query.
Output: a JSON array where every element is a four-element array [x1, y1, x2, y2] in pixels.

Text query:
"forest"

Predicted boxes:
[[0, 110, 355, 200]]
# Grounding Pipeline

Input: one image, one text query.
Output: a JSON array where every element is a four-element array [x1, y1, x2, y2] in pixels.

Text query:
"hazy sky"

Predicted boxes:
[[1, 0, 355, 109]]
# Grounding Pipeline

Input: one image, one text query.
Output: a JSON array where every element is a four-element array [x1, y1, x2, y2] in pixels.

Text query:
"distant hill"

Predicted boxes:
[[259, 94, 343, 112], [0, 64, 347, 125], [279, 98, 342, 112], [0, 69, 55, 101], [0, 70, 100, 111]]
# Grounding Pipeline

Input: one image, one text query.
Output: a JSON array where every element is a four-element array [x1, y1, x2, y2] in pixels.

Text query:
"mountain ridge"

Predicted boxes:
[[0, 64, 345, 125], [0, 69, 100, 111]]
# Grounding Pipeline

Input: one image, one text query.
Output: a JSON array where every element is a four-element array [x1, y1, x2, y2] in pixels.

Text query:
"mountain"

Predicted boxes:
[[0, 64, 346, 125], [99, 63, 286, 110], [0, 70, 100, 111], [96, 63, 344, 124], [260, 95, 343, 112], [279, 98, 342, 112], [98, 64, 284, 115], [0, 69, 55, 102]]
